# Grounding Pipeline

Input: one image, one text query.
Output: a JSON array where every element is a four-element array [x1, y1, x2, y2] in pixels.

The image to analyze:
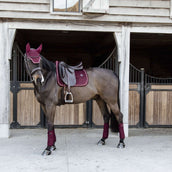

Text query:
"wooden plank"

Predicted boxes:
[[146, 90, 172, 125], [129, 90, 140, 125], [92, 100, 103, 125], [109, 7, 169, 17], [161, 91, 167, 124], [146, 92, 154, 125], [78, 103, 86, 125], [129, 84, 138, 89], [0, 2, 49, 12], [0, 0, 49, 3], [17, 89, 40, 126], [151, 85, 172, 89], [167, 92, 172, 124], [1, 10, 172, 25], [54, 103, 85, 125], [170, 0, 172, 18], [109, 0, 170, 8], [20, 83, 34, 88]]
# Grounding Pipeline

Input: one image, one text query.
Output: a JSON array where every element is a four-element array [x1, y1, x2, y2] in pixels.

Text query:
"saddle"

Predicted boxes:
[[58, 61, 83, 103]]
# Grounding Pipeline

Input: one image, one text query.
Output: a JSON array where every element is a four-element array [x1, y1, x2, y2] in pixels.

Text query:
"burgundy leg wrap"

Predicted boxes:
[[48, 129, 56, 146], [102, 123, 109, 139], [119, 123, 125, 140]]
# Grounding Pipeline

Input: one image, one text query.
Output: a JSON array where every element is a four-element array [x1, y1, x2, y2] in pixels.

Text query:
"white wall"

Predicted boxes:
[[0, 21, 15, 138]]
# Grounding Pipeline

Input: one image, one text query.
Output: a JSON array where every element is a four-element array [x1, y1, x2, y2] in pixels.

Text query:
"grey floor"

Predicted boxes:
[[0, 128, 172, 172]]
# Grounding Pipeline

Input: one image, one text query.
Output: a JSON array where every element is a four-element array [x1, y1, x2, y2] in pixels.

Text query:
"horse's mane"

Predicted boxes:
[[41, 55, 56, 72]]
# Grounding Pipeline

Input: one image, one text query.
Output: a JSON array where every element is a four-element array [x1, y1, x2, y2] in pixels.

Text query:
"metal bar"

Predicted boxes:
[[139, 68, 145, 128], [12, 43, 18, 123]]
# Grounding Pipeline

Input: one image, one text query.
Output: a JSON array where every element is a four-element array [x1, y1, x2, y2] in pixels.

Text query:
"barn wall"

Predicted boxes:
[[0, 0, 172, 24], [1, 0, 172, 137]]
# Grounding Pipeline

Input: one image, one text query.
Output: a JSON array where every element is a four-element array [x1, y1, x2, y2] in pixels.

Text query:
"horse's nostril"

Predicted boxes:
[[37, 78, 41, 83]]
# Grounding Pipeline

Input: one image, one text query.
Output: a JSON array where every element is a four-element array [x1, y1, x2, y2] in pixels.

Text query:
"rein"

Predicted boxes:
[[24, 54, 33, 81]]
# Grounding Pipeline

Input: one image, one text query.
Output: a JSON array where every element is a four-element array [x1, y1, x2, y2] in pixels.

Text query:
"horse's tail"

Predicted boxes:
[[110, 72, 120, 133]]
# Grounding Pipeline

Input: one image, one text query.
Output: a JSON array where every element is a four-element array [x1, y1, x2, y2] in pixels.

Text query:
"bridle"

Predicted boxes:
[[24, 54, 44, 84]]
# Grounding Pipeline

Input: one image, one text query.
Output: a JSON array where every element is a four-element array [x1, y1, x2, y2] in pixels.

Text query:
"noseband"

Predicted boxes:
[[24, 54, 44, 84]]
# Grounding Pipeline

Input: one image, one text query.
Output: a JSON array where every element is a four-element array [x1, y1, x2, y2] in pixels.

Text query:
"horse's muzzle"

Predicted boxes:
[[32, 72, 44, 85]]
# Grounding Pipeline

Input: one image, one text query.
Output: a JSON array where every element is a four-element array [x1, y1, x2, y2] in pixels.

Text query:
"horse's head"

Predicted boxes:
[[24, 43, 44, 85]]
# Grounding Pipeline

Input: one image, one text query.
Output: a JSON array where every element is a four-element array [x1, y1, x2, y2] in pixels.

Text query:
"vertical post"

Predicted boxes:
[[12, 44, 17, 122], [170, 0, 172, 18], [0, 21, 10, 137], [114, 25, 130, 137], [10, 44, 20, 128], [0, 22, 16, 137], [140, 68, 145, 128]]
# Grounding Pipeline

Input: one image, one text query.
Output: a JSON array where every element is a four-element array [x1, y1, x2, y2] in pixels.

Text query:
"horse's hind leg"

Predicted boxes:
[[96, 97, 110, 145], [41, 104, 56, 155], [109, 103, 125, 148]]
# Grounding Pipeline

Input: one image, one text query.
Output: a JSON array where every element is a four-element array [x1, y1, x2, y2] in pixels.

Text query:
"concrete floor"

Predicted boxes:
[[0, 128, 172, 172]]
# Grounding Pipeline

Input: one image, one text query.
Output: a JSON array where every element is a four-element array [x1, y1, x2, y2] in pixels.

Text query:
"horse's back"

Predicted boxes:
[[86, 67, 118, 85], [86, 67, 119, 100]]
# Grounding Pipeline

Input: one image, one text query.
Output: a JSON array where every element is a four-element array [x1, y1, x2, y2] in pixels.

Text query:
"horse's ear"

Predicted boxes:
[[26, 43, 30, 53], [37, 44, 42, 53]]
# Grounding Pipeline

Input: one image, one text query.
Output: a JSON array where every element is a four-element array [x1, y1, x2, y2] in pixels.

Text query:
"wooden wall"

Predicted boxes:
[[10, 83, 86, 126], [129, 84, 140, 126], [92, 100, 104, 126], [109, 0, 170, 17], [93, 83, 141, 126], [54, 103, 86, 125], [146, 85, 172, 125], [0, 0, 172, 24]]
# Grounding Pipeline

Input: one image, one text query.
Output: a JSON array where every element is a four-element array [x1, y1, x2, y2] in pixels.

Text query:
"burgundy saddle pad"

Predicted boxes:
[[56, 61, 88, 87]]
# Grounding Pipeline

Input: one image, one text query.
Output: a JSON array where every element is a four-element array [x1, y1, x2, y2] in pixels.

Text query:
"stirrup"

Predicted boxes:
[[64, 91, 73, 103]]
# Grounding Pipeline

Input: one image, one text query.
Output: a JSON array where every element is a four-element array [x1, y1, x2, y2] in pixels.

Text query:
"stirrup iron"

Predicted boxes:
[[65, 91, 73, 103]]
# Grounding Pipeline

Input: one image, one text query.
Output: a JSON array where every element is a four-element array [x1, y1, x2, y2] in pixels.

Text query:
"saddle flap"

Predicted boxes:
[[56, 61, 88, 88], [59, 61, 77, 86]]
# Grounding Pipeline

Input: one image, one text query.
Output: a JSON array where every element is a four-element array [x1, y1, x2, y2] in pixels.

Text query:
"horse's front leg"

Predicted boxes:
[[42, 124, 56, 156], [41, 104, 56, 156]]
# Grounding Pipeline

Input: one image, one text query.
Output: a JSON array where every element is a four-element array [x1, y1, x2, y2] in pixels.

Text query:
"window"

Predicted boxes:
[[52, 0, 109, 14], [53, 0, 81, 12], [82, 0, 109, 13]]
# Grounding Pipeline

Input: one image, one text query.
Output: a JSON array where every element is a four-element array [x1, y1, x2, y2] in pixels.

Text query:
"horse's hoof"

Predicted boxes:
[[42, 149, 52, 156], [97, 138, 105, 145], [117, 142, 125, 148], [50, 145, 56, 151]]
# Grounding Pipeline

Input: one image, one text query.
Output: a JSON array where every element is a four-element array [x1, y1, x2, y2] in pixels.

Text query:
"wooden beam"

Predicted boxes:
[[0, 0, 49, 3], [170, 0, 172, 18], [110, 0, 170, 8]]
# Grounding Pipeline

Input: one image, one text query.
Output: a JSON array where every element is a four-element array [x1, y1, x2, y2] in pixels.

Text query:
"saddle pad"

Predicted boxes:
[[56, 61, 88, 87]]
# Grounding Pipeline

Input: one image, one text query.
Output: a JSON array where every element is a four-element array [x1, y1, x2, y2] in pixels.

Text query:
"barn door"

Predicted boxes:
[[129, 64, 172, 127], [144, 75, 172, 127], [129, 64, 144, 127]]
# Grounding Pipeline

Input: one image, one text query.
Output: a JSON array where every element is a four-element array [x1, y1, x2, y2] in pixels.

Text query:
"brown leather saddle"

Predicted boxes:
[[58, 61, 83, 103]]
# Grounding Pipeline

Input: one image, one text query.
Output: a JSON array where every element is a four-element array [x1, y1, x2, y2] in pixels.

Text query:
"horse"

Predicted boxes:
[[24, 43, 125, 155]]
